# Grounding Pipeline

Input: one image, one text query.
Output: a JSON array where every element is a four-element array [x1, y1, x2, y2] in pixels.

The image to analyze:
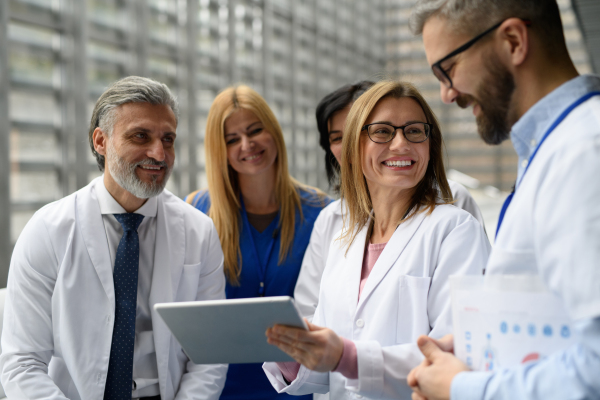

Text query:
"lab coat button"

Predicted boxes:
[[530, 139, 537, 146], [356, 319, 365, 328], [356, 395, 363, 399], [521, 159, 528, 168]]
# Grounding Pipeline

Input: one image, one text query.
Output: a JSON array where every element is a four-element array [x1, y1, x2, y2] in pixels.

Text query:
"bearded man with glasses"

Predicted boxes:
[[406, 0, 600, 400]]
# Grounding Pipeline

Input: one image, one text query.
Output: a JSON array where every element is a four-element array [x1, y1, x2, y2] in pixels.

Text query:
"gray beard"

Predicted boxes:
[[106, 139, 171, 199]]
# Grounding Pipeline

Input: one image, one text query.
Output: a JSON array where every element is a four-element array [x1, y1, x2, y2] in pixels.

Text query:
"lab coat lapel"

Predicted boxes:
[[77, 179, 115, 305], [356, 211, 426, 312], [150, 190, 185, 399], [344, 224, 369, 318]]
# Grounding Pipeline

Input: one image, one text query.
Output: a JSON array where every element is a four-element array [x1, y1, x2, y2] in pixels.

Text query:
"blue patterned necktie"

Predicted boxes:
[[104, 213, 144, 400]]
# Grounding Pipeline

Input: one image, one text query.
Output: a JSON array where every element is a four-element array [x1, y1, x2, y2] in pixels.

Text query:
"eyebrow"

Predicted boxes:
[[125, 127, 151, 134], [370, 120, 425, 125], [328, 129, 342, 135], [246, 121, 262, 130], [124, 127, 177, 137], [225, 121, 262, 136]]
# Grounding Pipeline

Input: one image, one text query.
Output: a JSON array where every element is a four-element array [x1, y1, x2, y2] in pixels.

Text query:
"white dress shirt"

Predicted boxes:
[[96, 179, 160, 398]]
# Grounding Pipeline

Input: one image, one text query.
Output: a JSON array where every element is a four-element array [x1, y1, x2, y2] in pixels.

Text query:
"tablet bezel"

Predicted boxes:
[[155, 296, 307, 364]]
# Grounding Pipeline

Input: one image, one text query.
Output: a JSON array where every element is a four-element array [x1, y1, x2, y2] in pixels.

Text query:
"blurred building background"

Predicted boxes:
[[0, 0, 596, 286]]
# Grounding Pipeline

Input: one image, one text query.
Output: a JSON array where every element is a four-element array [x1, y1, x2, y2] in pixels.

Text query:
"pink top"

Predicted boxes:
[[359, 242, 386, 297], [277, 241, 387, 382]]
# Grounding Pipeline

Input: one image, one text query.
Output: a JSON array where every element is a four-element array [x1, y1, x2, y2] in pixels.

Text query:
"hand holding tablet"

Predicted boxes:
[[154, 296, 307, 364], [266, 320, 345, 372]]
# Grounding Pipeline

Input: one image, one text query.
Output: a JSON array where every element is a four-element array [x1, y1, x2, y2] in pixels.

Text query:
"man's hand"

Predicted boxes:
[[407, 335, 469, 400], [266, 320, 343, 372]]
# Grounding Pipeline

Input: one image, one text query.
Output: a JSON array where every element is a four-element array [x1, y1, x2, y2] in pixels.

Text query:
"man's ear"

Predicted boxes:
[[93, 127, 108, 156], [498, 17, 529, 68]]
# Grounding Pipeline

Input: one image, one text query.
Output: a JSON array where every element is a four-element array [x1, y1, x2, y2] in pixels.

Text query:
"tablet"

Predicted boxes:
[[154, 296, 307, 364]]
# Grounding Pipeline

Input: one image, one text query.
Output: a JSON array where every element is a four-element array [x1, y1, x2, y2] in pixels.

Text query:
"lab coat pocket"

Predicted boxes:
[[176, 262, 202, 301], [396, 275, 432, 344]]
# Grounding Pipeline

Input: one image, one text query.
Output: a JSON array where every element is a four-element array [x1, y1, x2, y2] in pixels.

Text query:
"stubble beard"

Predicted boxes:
[[457, 52, 517, 145], [106, 138, 172, 199]]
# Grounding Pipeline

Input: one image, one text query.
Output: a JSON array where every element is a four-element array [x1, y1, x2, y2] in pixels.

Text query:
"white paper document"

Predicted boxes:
[[451, 275, 575, 372]]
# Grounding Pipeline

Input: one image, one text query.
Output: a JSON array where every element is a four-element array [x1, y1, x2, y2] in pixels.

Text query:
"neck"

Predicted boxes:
[[368, 183, 413, 244], [103, 172, 147, 213], [238, 166, 279, 214], [513, 60, 579, 122]]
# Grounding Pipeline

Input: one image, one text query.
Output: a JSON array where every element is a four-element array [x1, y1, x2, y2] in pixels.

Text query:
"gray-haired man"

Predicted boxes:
[[0, 76, 227, 399], [407, 1, 600, 400]]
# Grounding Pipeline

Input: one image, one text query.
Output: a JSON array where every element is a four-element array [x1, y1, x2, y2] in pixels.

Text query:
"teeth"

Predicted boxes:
[[385, 160, 412, 167], [140, 165, 161, 170], [245, 154, 260, 161]]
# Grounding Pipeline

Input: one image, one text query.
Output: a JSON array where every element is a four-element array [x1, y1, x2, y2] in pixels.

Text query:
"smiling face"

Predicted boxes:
[[361, 96, 430, 196], [99, 102, 176, 199], [224, 108, 278, 179], [328, 105, 351, 165], [422, 17, 515, 144]]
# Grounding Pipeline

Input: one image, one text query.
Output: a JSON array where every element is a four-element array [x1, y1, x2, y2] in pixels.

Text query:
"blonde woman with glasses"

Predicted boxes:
[[295, 81, 486, 328], [263, 81, 490, 399], [185, 85, 331, 400]]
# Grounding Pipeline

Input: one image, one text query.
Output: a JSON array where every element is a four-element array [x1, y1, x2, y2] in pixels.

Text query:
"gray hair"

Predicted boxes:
[[88, 76, 179, 171], [409, 0, 566, 53]]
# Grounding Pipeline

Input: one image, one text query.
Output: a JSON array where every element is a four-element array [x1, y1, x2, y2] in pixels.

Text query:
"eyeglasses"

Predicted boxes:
[[431, 19, 531, 88], [362, 122, 431, 144]]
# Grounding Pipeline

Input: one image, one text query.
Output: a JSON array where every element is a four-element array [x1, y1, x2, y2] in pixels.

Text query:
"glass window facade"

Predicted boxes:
[[0, 0, 593, 285], [0, 0, 386, 284]]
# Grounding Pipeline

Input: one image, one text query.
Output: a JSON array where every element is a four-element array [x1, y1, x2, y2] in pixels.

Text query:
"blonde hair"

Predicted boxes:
[[339, 81, 452, 248], [203, 85, 319, 285]]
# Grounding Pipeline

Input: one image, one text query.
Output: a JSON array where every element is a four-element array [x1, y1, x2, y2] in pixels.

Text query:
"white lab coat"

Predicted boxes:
[[294, 179, 485, 322], [0, 177, 228, 400], [265, 204, 490, 399], [489, 95, 600, 318]]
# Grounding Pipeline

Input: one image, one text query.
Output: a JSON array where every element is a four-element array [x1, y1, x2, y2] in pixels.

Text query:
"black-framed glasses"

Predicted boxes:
[[431, 19, 531, 88], [362, 122, 431, 144]]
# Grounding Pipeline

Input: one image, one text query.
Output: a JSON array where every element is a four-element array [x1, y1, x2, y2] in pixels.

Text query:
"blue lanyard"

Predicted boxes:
[[495, 91, 600, 239], [240, 197, 279, 296]]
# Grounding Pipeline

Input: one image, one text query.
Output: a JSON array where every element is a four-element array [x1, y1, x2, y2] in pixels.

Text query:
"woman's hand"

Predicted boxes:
[[266, 320, 344, 372]]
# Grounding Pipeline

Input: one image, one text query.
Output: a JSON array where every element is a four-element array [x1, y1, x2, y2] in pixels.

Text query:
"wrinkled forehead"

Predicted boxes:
[[113, 102, 178, 131], [421, 15, 473, 66]]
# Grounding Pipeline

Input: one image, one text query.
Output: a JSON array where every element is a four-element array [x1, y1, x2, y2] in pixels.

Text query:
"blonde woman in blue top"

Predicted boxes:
[[185, 85, 331, 399]]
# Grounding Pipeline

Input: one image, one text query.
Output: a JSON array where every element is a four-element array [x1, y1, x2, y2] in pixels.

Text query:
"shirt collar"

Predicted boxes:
[[510, 74, 600, 182], [95, 176, 158, 218]]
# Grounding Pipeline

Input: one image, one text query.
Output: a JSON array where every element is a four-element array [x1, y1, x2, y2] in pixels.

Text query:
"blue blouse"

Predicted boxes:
[[188, 188, 332, 400]]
